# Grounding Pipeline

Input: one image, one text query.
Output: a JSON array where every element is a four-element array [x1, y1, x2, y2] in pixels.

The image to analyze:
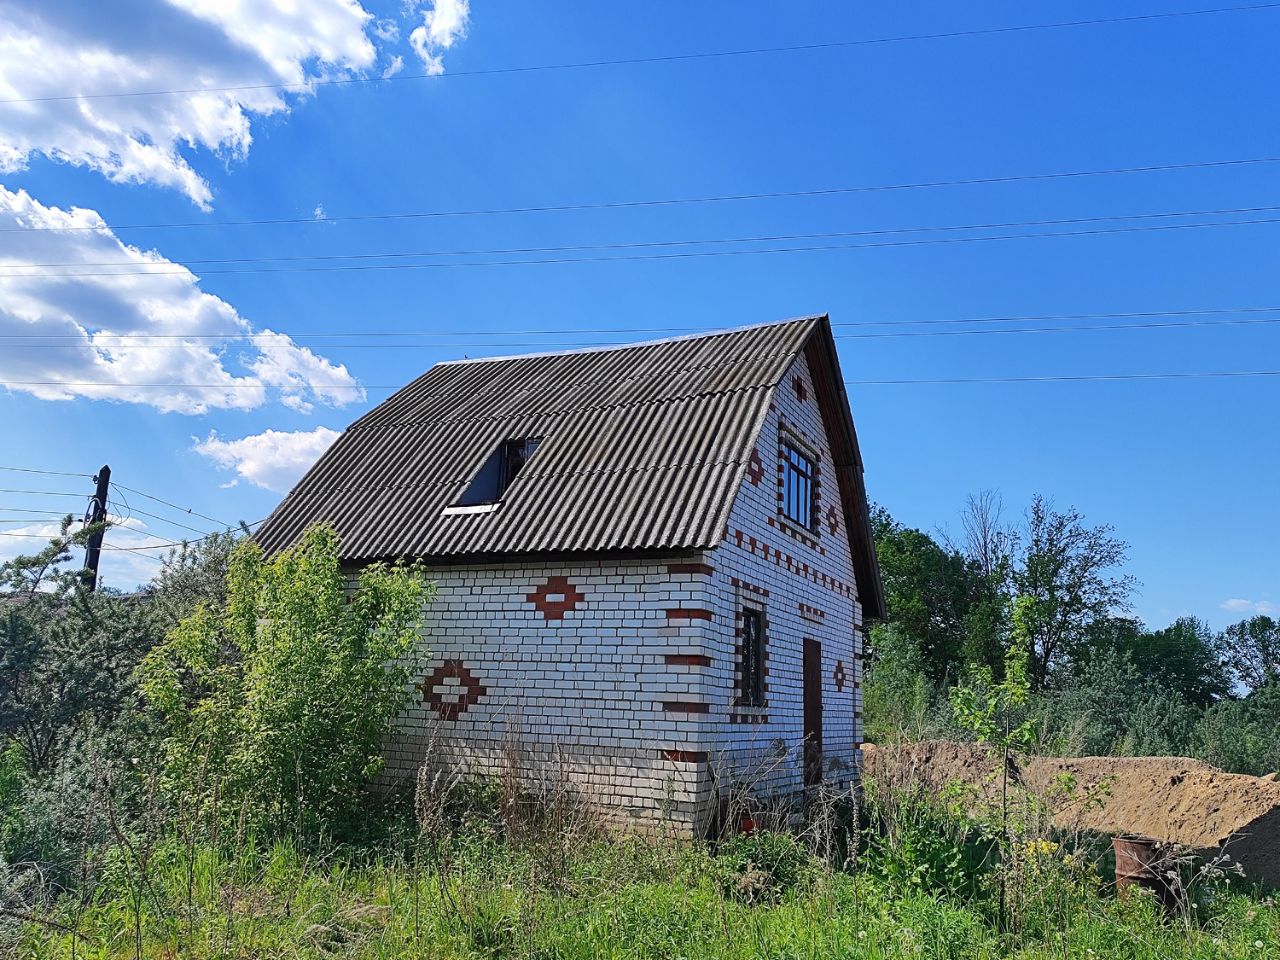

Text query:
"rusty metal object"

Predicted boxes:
[[1113, 836, 1179, 912]]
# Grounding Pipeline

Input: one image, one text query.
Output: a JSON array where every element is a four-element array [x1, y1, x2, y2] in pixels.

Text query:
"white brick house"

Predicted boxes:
[[256, 315, 884, 835]]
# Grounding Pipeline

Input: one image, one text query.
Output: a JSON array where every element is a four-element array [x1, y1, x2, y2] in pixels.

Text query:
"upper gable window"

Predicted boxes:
[[456, 438, 541, 506], [781, 444, 815, 530]]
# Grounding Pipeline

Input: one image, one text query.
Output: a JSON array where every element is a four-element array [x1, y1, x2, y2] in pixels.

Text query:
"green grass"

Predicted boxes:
[[10, 832, 1279, 959]]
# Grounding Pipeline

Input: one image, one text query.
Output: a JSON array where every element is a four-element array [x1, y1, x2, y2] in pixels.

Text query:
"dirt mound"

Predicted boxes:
[[862, 741, 1280, 888]]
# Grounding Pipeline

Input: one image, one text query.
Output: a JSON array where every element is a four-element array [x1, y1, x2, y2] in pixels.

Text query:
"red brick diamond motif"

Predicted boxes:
[[833, 659, 847, 692], [793, 376, 807, 402], [526, 575, 586, 621], [419, 659, 487, 720], [826, 504, 840, 535], [747, 448, 765, 485]]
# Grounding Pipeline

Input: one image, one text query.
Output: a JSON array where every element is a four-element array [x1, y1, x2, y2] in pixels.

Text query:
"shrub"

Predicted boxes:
[[140, 524, 430, 840], [714, 830, 814, 903]]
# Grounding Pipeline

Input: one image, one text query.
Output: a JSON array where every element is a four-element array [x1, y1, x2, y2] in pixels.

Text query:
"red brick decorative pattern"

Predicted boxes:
[[730, 528, 855, 598], [526, 575, 586, 620], [419, 659, 487, 720], [660, 749, 709, 763], [799, 602, 826, 622], [793, 376, 807, 402], [826, 503, 840, 535], [747, 448, 765, 485], [833, 659, 847, 692], [666, 608, 713, 621], [664, 653, 713, 667], [729, 575, 769, 598], [663, 700, 710, 714], [667, 562, 715, 576]]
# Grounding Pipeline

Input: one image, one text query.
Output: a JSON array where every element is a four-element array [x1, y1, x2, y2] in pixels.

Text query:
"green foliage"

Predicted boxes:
[[140, 524, 430, 839], [863, 623, 952, 743], [1218, 615, 1280, 693], [951, 602, 1037, 753], [1194, 681, 1280, 776], [713, 829, 814, 903], [1129, 617, 1231, 708]]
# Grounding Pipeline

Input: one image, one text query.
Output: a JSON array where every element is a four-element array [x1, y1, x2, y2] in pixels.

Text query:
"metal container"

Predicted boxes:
[[1113, 836, 1179, 912]]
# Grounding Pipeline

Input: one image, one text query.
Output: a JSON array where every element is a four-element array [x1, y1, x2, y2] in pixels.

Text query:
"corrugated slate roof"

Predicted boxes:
[[255, 314, 884, 617]]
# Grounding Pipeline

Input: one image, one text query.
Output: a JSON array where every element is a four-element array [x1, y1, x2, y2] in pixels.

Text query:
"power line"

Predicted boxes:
[[113, 504, 213, 538], [108, 481, 234, 529], [0, 465, 94, 479], [7, 156, 1280, 235], [5, 304, 1280, 343], [11, 202, 1280, 272], [3, 3, 1277, 106], [6, 312, 1280, 352], [12, 211, 1280, 280], [4, 368, 1280, 391], [0, 488, 92, 499], [843, 370, 1280, 385]]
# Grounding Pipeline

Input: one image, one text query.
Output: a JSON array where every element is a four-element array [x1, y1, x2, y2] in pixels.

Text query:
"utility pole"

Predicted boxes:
[[81, 464, 110, 591]]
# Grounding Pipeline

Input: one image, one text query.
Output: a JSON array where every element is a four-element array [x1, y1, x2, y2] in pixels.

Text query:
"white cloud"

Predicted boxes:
[[382, 55, 406, 79], [0, 515, 177, 591], [0, 0, 383, 207], [0, 185, 364, 414], [408, 0, 469, 76], [194, 426, 341, 492], [1222, 598, 1280, 616]]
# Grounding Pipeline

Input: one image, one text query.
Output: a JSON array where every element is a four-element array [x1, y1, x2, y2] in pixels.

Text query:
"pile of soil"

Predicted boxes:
[[862, 741, 1280, 888]]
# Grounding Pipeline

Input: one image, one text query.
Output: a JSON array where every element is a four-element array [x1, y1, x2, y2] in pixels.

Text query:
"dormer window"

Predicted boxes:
[[455, 437, 542, 507]]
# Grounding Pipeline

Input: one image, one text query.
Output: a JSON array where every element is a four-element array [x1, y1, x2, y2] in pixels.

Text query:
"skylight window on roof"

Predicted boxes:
[[455, 438, 542, 506]]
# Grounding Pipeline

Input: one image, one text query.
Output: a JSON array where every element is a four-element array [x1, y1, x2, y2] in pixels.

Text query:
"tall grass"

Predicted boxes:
[[6, 757, 1279, 959]]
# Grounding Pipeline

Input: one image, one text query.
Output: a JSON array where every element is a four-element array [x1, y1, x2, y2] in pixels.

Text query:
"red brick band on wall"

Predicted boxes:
[[665, 608, 713, 621], [667, 562, 715, 576], [662, 701, 710, 714], [664, 653, 713, 667], [659, 749, 709, 763]]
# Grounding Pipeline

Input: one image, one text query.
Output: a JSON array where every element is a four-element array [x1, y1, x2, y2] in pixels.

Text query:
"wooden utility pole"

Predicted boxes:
[[81, 464, 110, 591]]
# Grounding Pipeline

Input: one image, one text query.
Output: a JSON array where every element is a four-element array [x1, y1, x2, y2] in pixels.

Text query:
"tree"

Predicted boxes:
[[1012, 496, 1135, 686], [1193, 680, 1280, 776], [871, 506, 989, 683], [1130, 617, 1230, 708], [1217, 615, 1280, 693], [0, 520, 157, 771], [140, 524, 431, 837]]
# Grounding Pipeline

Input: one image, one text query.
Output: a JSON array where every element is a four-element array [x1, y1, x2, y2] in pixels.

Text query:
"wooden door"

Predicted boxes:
[[803, 638, 823, 787]]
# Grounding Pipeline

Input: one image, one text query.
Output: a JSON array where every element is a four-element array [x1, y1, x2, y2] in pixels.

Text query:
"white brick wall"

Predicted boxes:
[[371, 352, 864, 834]]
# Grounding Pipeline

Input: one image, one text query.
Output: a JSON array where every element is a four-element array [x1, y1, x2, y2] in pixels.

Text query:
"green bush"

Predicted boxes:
[[140, 524, 430, 840], [714, 829, 814, 903]]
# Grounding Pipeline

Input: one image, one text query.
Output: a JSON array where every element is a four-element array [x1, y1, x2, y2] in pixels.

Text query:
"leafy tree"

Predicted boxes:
[[1217, 615, 1280, 693], [1012, 496, 1134, 687], [142, 528, 243, 630], [0, 520, 157, 771], [140, 524, 430, 838], [1129, 616, 1230, 708], [863, 623, 946, 744], [1193, 680, 1280, 776], [871, 506, 991, 683]]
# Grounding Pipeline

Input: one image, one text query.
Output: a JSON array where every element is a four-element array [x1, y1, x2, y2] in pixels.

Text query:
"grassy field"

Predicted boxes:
[[9, 789, 1279, 960]]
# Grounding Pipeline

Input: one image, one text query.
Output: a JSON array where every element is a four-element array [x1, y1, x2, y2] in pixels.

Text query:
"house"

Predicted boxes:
[[255, 314, 884, 835]]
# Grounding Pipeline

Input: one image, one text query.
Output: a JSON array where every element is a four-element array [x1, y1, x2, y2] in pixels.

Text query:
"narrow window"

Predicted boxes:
[[457, 437, 541, 506], [782, 444, 814, 529], [740, 607, 765, 706]]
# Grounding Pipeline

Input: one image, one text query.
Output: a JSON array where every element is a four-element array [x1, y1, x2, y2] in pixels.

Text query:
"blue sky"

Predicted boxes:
[[0, 0, 1276, 627]]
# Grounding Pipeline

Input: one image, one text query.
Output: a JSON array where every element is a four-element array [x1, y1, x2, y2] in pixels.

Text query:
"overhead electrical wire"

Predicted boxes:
[[108, 481, 234, 529], [3, 3, 1277, 106], [5, 304, 1280, 343], [9, 202, 1280, 273], [10, 212, 1280, 280], [5, 312, 1280, 352], [6, 156, 1280, 235]]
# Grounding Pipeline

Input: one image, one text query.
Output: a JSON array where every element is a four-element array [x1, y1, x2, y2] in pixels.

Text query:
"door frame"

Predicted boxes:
[[802, 637, 823, 787]]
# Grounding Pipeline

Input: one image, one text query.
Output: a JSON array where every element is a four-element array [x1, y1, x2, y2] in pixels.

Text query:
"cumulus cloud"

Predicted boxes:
[[408, 0, 470, 75], [194, 426, 342, 492], [0, 186, 364, 414], [0, 515, 179, 591], [0, 0, 385, 207], [1222, 598, 1280, 616]]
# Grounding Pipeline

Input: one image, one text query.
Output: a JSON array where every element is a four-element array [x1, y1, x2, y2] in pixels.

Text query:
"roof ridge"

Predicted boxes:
[[434, 313, 825, 366]]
